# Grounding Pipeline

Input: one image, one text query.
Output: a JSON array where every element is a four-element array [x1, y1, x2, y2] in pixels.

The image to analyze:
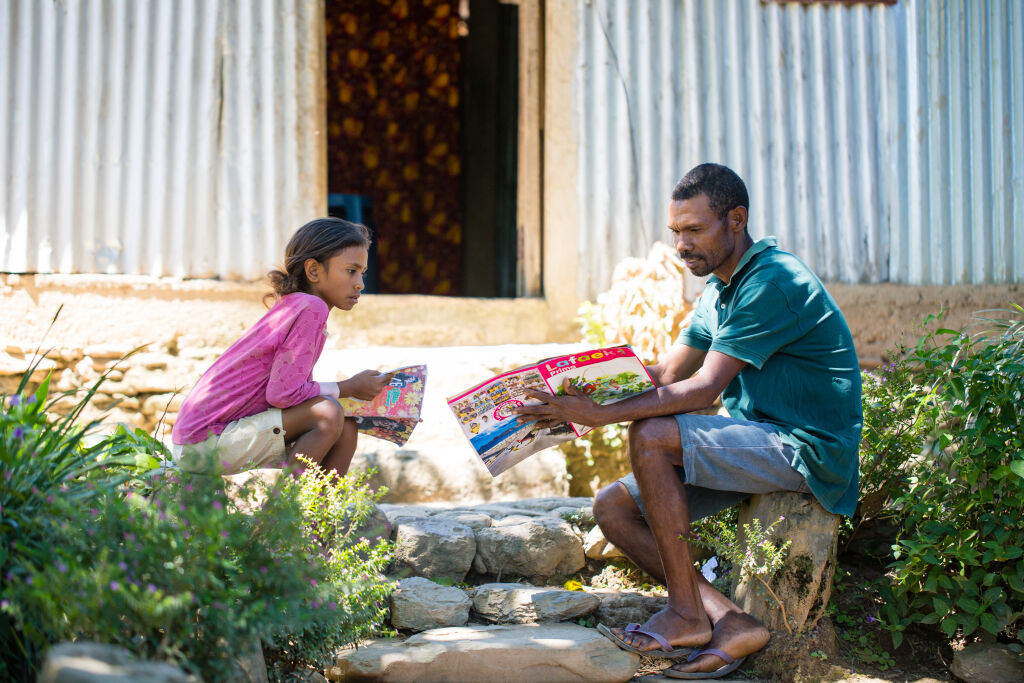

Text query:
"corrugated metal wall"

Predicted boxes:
[[576, 0, 1024, 298], [1, 0, 324, 279]]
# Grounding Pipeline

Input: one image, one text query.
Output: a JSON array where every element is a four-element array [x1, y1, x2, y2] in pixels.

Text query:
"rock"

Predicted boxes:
[[730, 491, 840, 634], [84, 344, 133, 360], [431, 510, 493, 531], [392, 518, 476, 582], [951, 642, 1024, 683], [379, 503, 435, 531], [472, 583, 601, 623], [38, 641, 192, 683], [350, 504, 392, 544], [584, 525, 625, 560], [231, 639, 269, 683], [391, 576, 472, 632], [473, 517, 585, 578], [591, 589, 669, 627], [222, 468, 283, 513], [141, 392, 185, 418], [327, 623, 639, 683]]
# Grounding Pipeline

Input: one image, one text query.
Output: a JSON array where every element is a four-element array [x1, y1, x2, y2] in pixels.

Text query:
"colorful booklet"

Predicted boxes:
[[337, 365, 427, 446], [447, 345, 656, 476]]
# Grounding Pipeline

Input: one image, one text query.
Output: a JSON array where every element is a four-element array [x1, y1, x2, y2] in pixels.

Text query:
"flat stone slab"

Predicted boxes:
[[328, 623, 639, 683], [472, 583, 601, 623]]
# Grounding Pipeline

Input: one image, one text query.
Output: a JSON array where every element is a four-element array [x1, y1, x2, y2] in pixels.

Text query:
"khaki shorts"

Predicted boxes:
[[172, 408, 287, 474]]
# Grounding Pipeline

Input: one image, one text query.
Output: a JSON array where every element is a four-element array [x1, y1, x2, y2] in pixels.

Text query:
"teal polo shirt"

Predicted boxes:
[[678, 237, 862, 516]]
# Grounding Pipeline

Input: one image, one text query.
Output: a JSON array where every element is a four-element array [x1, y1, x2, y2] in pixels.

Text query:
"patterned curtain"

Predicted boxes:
[[325, 0, 464, 295]]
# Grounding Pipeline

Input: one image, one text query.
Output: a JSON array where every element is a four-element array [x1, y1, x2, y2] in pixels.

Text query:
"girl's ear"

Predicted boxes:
[[304, 258, 321, 283]]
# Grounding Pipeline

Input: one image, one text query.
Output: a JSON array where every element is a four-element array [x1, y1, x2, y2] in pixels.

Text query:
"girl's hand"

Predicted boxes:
[[339, 370, 395, 401]]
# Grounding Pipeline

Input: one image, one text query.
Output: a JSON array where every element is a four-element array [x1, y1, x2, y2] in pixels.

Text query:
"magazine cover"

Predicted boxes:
[[337, 365, 426, 446], [447, 346, 655, 476]]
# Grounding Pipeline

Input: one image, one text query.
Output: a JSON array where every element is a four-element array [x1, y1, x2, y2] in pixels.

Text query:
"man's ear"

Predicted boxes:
[[304, 258, 321, 283], [727, 206, 748, 233]]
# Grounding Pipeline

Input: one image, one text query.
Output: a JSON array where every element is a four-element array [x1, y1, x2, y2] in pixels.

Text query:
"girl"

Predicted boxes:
[[171, 217, 393, 476]]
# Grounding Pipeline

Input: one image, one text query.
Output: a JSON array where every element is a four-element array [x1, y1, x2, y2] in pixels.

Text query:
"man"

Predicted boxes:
[[515, 163, 861, 678]]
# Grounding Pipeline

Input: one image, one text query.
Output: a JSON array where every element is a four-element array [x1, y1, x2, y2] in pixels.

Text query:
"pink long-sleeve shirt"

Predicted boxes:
[[172, 292, 330, 445]]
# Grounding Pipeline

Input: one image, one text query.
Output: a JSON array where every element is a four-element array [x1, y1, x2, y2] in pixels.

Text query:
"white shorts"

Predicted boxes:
[[171, 408, 287, 475]]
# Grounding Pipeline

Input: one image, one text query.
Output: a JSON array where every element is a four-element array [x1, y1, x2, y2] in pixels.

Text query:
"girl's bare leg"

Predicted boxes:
[[319, 417, 358, 477], [281, 397, 344, 467]]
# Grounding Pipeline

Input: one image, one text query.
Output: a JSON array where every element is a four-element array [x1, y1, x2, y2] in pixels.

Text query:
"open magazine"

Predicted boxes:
[[447, 345, 656, 476], [337, 365, 427, 446]]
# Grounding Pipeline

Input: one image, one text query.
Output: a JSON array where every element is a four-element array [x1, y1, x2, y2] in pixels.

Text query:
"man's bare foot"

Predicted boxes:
[[668, 611, 769, 675], [613, 606, 713, 654]]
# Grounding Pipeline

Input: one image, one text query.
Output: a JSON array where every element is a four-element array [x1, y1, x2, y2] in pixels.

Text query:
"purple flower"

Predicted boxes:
[[12, 427, 23, 439], [260, 566, 268, 574], [148, 583, 157, 593], [10, 395, 21, 407], [212, 500, 222, 510], [26, 395, 35, 405], [56, 562, 67, 573], [866, 615, 879, 624], [110, 580, 119, 591]]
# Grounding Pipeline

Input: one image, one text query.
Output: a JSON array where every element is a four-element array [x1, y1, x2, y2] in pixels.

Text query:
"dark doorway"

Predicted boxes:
[[324, 0, 520, 297], [461, 0, 519, 297]]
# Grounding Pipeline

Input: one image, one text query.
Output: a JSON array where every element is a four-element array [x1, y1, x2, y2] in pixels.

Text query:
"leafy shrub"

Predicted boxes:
[[877, 306, 1024, 647], [1, 358, 155, 679], [691, 514, 793, 633], [849, 351, 932, 540], [2, 348, 393, 680]]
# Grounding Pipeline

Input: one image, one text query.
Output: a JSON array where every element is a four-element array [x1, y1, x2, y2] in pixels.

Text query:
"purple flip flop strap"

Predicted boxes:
[[686, 648, 735, 665], [623, 623, 677, 653]]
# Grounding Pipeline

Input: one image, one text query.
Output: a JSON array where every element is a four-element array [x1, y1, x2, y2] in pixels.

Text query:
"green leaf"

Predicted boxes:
[[941, 616, 958, 637], [1010, 460, 1024, 479]]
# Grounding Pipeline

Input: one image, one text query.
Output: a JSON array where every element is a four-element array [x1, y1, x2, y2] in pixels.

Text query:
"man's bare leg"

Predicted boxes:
[[593, 475, 770, 670], [603, 417, 712, 651]]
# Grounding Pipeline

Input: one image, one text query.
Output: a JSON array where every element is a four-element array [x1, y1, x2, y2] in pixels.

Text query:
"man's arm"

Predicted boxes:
[[647, 344, 707, 386], [514, 350, 745, 429]]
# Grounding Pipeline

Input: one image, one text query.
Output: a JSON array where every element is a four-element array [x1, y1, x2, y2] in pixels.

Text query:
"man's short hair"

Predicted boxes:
[[671, 163, 749, 218]]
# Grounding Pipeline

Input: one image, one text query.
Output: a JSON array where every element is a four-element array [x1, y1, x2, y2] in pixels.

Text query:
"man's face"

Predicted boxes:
[[667, 194, 736, 278]]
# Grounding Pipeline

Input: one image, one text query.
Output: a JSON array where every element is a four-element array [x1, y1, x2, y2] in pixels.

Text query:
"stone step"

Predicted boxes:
[[374, 498, 670, 636], [376, 497, 626, 584], [327, 623, 640, 683]]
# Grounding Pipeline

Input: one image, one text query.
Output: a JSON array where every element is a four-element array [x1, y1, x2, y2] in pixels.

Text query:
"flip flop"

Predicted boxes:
[[662, 648, 746, 679], [595, 622, 694, 659]]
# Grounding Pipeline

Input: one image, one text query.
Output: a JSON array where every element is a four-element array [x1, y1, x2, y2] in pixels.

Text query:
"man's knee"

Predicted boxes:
[[627, 417, 681, 468], [594, 481, 641, 528]]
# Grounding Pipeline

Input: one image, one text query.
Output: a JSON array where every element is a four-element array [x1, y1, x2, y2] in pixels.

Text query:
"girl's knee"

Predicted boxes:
[[310, 398, 345, 437]]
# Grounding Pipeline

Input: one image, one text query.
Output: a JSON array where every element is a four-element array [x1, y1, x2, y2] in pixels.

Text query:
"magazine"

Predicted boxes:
[[447, 345, 656, 476], [337, 365, 427, 446]]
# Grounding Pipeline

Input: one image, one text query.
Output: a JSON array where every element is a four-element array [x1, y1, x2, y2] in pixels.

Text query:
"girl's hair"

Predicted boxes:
[[267, 217, 371, 300]]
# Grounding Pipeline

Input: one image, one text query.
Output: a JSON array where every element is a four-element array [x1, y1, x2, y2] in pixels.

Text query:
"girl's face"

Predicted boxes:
[[306, 245, 368, 311]]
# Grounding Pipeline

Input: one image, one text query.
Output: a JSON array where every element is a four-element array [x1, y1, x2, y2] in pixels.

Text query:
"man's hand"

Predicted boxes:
[[339, 370, 395, 401], [513, 376, 607, 429]]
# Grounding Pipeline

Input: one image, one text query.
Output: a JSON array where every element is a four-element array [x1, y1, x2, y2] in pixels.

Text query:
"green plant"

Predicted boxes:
[[1, 352, 158, 679], [691, 515, 793, 633], [827, 568, 896, 671], [2, 329, 392, 679], [878, 306, 1024, 648], [852, 351, 932, 539], [14, 461, 392, 680]]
